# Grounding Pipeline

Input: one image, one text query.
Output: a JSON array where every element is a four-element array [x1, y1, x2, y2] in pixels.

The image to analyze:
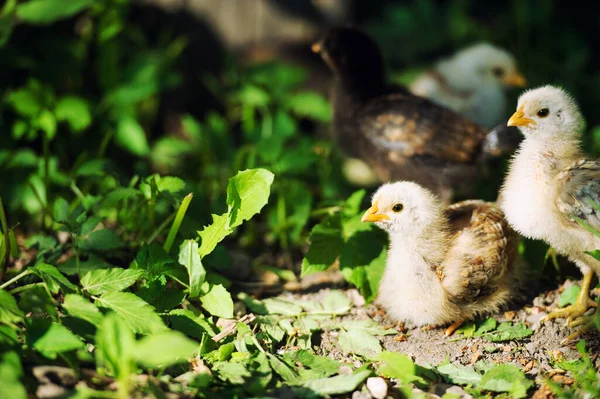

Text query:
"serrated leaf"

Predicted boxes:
[[16, 0, 94, 24], [96, 292, 167, 334], [0, 289, 23, 325], [134, 331, 198, 368], [178, 240, 205, 297], [200, 284, 233, 318], [198, 213, 232, 259], [475, 318, 498, 336], [303, 368, 372, 396], [33, 263, 77, 293], [79, 229, 124, 251], [301, 216, 343, 276], [478, 364, 533, 398], [81, 268, 143, 295], [338, 328, 382, 358], [437, 363, 482, 385], [485, 322, 533, 342], [226, 169, 274, 228], [62, 294, 104, 327], [29, 320, 84, 359], [54, 96, 91, 132], [96, 312, 135, 380], [321, 290, 352, 315], [558, 284, 580, 307]]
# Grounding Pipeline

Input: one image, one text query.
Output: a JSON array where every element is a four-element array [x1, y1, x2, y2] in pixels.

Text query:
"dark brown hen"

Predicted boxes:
[[313, 26, 521, 203]]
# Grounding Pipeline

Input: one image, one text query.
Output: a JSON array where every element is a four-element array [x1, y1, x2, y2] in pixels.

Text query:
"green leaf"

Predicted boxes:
[[29, 320, 84, 359], [338, 328, 382, 358], [337, 319, 396, 336], [96, 312, 135, 380], [178, 240, 205, 297], [200, 284, 233, 318], [558, 284, 580, 307], [236, 84, 271, 107], [321, 290, 352, 315], [5, 88, 41, 117], [478, 364, 533, 398], [226, 169, 274, 228], [59, 254, 111, 276], [261, 298, 303, 315], [267, 353, 302, 385], [16, 0, 94, 24], [303, 368, 372, 396], [81, 268, 143, 295], [283, 350, 341, 380], [36, 109, 57, 140], [456, 321, 476, 337], [33, 263, 78, 293], [213, 361, 251, 385], [52, 197, 69, 222], [0, 289, 23, 325], [96, 292, 167, 334], [79, 229, 124, 251], [475, 318, 498, 336], [301, 216, 343, 276], [437, 364, 482, 385], [585, 249, 600, 262], [485, 322, 533, 342], [0, 351, 27, 399], [115, 116, 150, 156], [168, 309, 217, 340], [55, 96, 92, 132], [375, 351, 420, 384], [286, 91, 331, 122], [134, 331, 198, 368], [340, 247, 387, 303], [198, 213, 232, 259], [62, 294, 104, 327]]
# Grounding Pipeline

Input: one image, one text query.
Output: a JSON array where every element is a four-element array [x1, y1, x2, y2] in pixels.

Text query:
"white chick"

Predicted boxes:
[[362, 181, 523, 335], [410, 43, 526, 128], [500, 85, 599, 325]]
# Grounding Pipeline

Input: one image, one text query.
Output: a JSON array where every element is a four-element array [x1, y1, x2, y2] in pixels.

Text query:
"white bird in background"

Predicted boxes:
[[500, 85, 599, 327], [362, 181, 525, 336], [410, 43, 527, 128]]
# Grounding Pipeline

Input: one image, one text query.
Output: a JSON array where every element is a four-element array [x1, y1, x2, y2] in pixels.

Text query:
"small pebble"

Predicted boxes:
[[366, 377, 387, 399]]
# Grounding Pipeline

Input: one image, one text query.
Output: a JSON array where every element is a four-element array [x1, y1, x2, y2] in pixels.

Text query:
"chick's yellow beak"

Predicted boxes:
[[361, 202, 390, 223], [507, 105, 535, 127], [503, 71, 527, 87]]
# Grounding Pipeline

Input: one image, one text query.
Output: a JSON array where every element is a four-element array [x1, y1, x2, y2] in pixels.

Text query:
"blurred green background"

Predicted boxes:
[[0, 0, 598, 281]]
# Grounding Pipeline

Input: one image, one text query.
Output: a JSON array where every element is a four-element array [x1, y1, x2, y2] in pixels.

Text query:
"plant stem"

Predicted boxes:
[[9, 282, 45, 295], [42, 131, 51, 230], [98, 128, 114, 159], [0, 269, 31, 289], [73, 235, 81, 279], [0, 194, 10, 281], [163, 193, 193, 254], [147, 211, 176, 244]]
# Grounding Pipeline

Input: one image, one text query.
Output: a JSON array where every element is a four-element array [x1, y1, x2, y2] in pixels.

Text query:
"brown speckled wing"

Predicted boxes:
[[439, 200, 518, 303], [358, 93, 487, 163], [556, 160, 600, 231]]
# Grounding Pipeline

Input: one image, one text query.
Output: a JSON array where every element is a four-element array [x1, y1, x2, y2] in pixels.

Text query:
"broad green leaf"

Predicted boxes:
[[261, 298, 303, 315], [475, 318, 498, 336], [200, 284, 233, 318], [59, 254, 111, 276], [81, 268, 143, 295], [485, 322, 533, 342], [283, 350, 341, 380], [236, 84, 271, 107], [456, 321, 476, 337], [79, 229, 124, 251], [0, 351, 26, 399], [134, 243, 174, 282], [213, 361, 251, 385], [338, 329, 382, 358], [115, 116, 149, 156], [52, 197, 69, 222], [301, 216, 343, 276], [321, 290, 352, 315], [375, 352, 419, 384], [286, 91, 331, 122], [62, 294, 104, 327], [96, 312, 135, 380], [168, 309, 217, 340], [340, 246, 387, 303], [137, 283, 186, 313], [226, 169, 274, 228], [29, 320, 84, 359], [337, 319, 396, 336], [25, 234, 56, 252], [33, 263, 78, 293], [154, 175, 186, 195], [55, 96, 91, 132], [303, 368, 372, 396], [267, 353, 302, 385], [5, 88, 41, 117], [75, 159, 110, 177], [16, 0, 94, 24], [198, 213, 232, 258], [478, 364, 533, 398], [96, 292, 167, 334], [437, 364, 482, 385], [0, 289, 23, 325], [178, 240, 205, 297], [558, 284, 580, 307], [36, 109, 57, 140], [134, 331, 198, 368]]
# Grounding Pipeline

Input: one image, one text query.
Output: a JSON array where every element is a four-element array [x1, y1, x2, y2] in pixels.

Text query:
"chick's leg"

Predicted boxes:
[[444, 319, 466, 337], [541, 271, 597, 324]]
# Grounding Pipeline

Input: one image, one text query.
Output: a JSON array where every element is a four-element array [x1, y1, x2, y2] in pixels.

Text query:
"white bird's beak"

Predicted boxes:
[[361, 201, 390, 223], [507, 104, 535, 127], [503, 71, 527, 87]]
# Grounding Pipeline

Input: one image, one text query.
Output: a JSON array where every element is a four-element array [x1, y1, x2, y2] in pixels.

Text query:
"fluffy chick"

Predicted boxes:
[[411, 43, 526, 128], [362, 181, 523, 335], [500, 85, 600, 325], [313, 27, 522, 203]]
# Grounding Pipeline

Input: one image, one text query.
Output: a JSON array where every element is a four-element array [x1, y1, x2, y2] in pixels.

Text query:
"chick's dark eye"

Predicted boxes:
[[537, 108, 550, 118], [392, 203, 403, 213], [492, 67, 504, 78]]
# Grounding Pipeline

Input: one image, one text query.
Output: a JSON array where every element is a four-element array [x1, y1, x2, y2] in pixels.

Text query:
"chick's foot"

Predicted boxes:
[[542, 271, 597, 325]]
